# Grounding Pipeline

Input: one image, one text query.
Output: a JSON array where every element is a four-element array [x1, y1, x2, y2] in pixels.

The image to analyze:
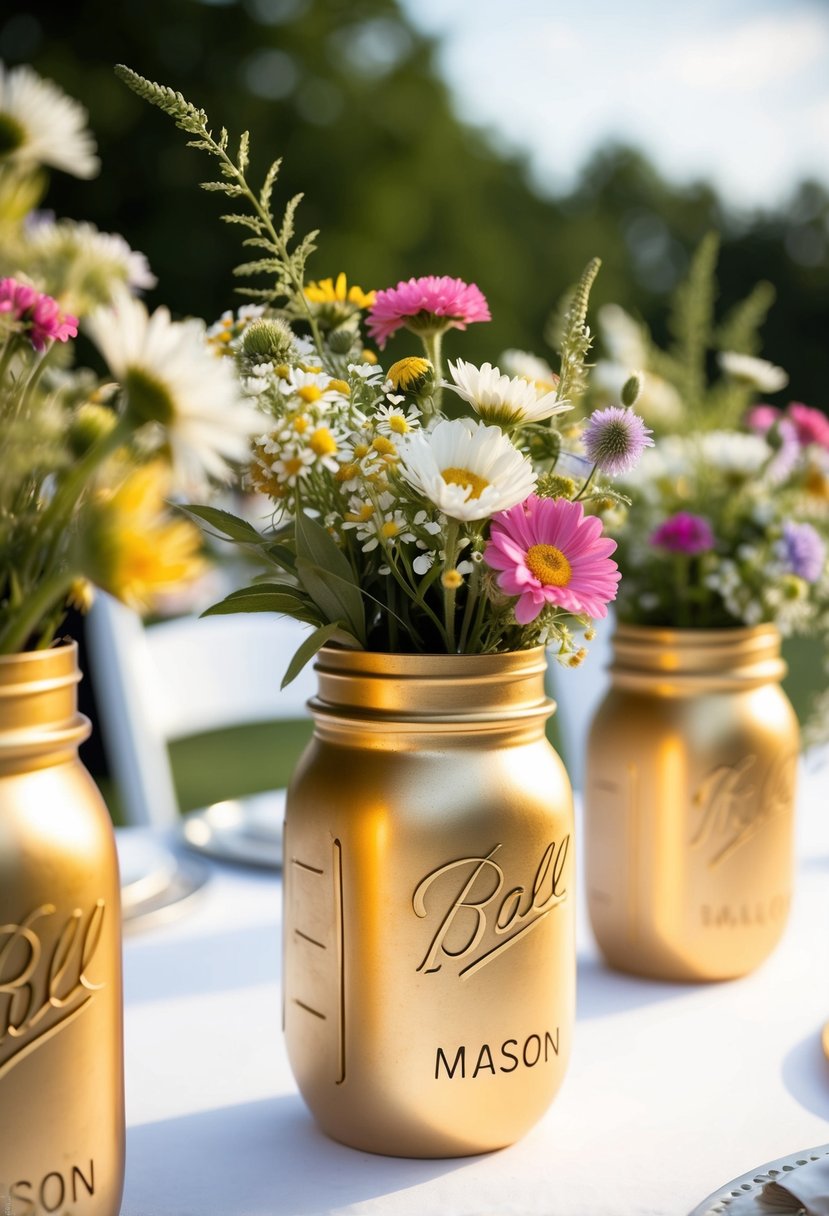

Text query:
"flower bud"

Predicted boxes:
[[241, 318, 295, 362], [386, 357, 434, 396], [621, 372, 643, 407], [535, 472, 577, 500], [68, 402, 118, 457], [328, 326, 359, 355]]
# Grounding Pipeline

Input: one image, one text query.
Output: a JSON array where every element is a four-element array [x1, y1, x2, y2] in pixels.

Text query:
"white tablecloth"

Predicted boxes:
[[120, 766, 829, 1216]]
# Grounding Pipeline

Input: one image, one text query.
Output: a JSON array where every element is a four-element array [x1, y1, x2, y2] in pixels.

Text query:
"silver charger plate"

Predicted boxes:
[[180, 789, 285, 869], [688, 1143, 829, 1214], [117, 832, 211, 932]]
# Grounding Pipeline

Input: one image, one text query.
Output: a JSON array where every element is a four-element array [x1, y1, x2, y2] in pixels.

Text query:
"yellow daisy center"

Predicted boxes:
[[380, 520, 400, 539], [283, 457, 305, 477], [298, 385, 323, 404], [345, 504, 375, 524], [327, 378, 350, 395], [389, 414, 410, 434], [293, 416, 309, 434], [310, 426, 337, 457], [353, 442, 370, 458], [525, 544, 572, 587], [372, 436, 396, 456], [441, 466, 490, 500], [336, 462, 359, 482]]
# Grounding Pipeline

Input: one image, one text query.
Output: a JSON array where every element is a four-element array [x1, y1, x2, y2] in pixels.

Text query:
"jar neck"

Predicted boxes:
[[310, 646, 554, 743], [609, 623, 787, 694], [0, 642, 90, 771]]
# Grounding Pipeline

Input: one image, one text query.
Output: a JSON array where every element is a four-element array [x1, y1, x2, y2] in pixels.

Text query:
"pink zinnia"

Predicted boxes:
[[366, 275, 490, 348], [485, 495, 620, 624], [786, 402, 829, 451], [0, 276, 77, 350], [650, 512, 715, 555]]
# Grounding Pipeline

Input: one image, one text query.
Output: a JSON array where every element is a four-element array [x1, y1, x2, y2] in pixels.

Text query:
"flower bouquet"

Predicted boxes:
[[115, 67, 656, 683], [0, 62, 263, 656], [600, 234, 828, 742]]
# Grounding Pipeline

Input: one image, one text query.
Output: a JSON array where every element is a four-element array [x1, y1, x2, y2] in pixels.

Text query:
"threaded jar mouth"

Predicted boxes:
[[0, 641, 90, 764], [609, 623, 787, 693], [311, 645, 554, 729]]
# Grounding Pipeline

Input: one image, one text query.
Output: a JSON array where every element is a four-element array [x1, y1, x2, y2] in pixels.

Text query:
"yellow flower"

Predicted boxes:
[[386, 357, 433, 393], [82, 463, 205, 611], [304, 272, 376, 310]]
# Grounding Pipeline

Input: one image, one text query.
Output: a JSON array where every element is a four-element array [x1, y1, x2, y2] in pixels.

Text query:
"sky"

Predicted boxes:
[[399, 0, 829, 211]]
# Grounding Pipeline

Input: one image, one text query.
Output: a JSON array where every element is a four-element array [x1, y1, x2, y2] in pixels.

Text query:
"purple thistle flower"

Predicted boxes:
[[582, 406, 654, 476], [778, 522, 826, 583], [650, 512, 715, 556]]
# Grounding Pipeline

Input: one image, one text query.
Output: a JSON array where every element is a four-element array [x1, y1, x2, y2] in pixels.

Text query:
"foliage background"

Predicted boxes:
[[1, 0, 826, 405]]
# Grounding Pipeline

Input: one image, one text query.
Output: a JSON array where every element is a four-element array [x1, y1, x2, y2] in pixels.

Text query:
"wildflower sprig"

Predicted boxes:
[[115, 65, 325, 359]]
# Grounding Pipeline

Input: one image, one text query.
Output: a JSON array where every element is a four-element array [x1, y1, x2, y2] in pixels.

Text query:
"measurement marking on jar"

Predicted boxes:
[[294, 999, 327, 1020], [294, 928, 326, 949], [333, 838, 345, 1085], [627, 763, 640, 944], [292, 858, 324, 875]]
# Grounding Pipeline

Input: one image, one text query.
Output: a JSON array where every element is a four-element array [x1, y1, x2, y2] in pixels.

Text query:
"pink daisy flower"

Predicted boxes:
[[0, 276, 78, 350], [650, 512, 715, 556], [484, 495, 620, 625], [786, 402, 829, 451], [366, 275, 490, 348]]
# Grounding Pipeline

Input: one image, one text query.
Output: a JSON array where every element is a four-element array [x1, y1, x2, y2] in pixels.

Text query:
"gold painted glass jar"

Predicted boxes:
[[0, 643, 124, 1215], [585, 624, 799, 982], [283, 646, 574, 1158]]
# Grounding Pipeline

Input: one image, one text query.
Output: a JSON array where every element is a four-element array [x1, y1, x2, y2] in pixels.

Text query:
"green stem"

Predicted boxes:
[[442, 519, 459, 652], [12, 343, 58, 424], [421, 330, 444, 415], [573, 463, 599, 502], [39, 415, 133, 543], [211, 143, 326, 364], [0, 568, 77, 655], [458, 561, 480, 653]]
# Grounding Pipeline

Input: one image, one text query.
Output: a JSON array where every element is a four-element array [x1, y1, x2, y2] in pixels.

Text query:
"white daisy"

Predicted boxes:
[[398, 418, 536, 521], [699, 431, 770, 478], [23, 217, 156, 312], [86, 288, 263, 492], [499, 349, 559, 391], [446, 359, 571, 427], [374, 402, 421, 437], [718, 351, 788, 393], [0, 63, 99, 179]]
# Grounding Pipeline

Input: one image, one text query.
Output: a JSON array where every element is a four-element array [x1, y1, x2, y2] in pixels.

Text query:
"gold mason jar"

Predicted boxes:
[[0, 643, 124, 1215], [585, 624, 799, 982], [283, 646, 574, 1158]]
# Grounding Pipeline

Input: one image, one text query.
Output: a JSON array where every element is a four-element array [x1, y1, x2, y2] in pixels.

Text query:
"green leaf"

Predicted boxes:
[[202, 590, 320, 621], [294, 512, 365, 638], [295, 558, 365, 640], [180, 504, 266, 545], [281, 622, 359, 689], [265, 543, 298, 572]]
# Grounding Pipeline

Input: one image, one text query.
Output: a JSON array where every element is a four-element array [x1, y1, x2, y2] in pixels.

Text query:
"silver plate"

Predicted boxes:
[[180, 789, 285, 869], [688, 1143, 829, 1215]]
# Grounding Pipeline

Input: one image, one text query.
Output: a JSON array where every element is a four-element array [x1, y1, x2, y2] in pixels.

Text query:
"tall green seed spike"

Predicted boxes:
[[565, 256, 602, 336], [114, 65, 207, 132]]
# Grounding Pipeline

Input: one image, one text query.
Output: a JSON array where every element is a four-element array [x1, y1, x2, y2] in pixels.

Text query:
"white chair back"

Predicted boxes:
[[86, 592, 316, 827]]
